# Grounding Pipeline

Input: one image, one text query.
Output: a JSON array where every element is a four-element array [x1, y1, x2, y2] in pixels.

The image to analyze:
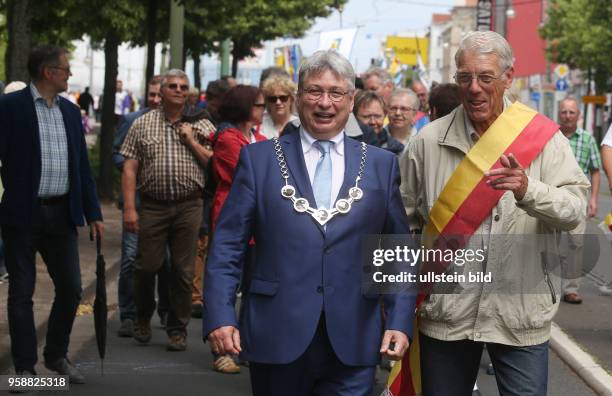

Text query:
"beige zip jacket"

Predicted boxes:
[[400, 104, 590, 346]]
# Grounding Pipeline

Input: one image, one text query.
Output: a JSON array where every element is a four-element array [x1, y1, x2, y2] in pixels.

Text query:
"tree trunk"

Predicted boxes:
[[98, 32, 120, 201], [145, 0, 158, 95], [193, 52, 201, 90], [5, 0, 32, 83]]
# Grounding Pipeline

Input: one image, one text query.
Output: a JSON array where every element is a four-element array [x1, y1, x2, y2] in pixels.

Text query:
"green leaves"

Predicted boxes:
[[539, 0, 612, 92]]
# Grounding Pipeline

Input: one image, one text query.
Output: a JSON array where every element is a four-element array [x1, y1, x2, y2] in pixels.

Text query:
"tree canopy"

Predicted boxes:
[[539, 0, 612, 93]]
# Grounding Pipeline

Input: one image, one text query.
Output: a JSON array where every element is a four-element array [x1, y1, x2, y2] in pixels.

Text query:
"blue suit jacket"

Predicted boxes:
[[0, 87, 102, 227], [203, 130, 416, 366]]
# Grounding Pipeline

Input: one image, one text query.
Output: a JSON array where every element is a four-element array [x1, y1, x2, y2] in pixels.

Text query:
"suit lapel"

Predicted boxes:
[[281, 131, 324, 235]]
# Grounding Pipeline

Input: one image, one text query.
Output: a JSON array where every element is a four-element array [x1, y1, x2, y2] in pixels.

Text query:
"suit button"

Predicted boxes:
[[494, 214, 500, 222], [324, 248, 331, 254], [316, 286, 323, 293]]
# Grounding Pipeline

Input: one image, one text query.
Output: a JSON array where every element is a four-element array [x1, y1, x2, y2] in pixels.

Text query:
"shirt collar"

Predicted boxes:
[[299, 127, 345, 157], [464, 96, 512, 145], [30, 83, 60, 107]]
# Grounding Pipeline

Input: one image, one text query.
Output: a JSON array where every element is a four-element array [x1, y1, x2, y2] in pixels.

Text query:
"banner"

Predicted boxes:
[[385, 36, 429, 67], [318, 28, 358, 60], [274, 44, 302, 82]]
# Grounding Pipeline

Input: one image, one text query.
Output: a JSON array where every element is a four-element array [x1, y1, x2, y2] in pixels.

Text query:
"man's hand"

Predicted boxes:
[[485, 153, 529, 201], [208, 326, 242, 356], [178, 123, 194, 144], [123, 208, 139, 233], [380, 330, 409, 361], [588, 198, 597, 218], [89, 221, 105, 243]]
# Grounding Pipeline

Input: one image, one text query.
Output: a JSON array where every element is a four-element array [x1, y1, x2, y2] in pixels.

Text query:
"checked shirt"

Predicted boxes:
[[566, 128, 602, 177], [30, 84, 70, 198], [120, 108, 215, 201]]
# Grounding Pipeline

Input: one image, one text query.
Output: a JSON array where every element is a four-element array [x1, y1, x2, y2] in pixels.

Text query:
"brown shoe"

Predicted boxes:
[[133, 320, 152, 344], [213, 355, 241, 374], [563, 293, 583, 304], [167, 333, 187, 351]]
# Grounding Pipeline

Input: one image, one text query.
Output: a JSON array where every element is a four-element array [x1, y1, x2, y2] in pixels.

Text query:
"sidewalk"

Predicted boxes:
[[0, 202, 123, 374]]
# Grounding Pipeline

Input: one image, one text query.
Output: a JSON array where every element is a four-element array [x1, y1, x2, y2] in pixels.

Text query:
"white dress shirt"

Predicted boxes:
[[300, 127, 345, 209]]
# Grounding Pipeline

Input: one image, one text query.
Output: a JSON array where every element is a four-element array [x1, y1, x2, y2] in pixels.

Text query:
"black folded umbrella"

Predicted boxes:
[[93, 233, 107, 375]]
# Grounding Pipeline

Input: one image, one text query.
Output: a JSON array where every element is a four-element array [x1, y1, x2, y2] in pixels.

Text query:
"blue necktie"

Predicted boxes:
[[313, 140, 333, 209]]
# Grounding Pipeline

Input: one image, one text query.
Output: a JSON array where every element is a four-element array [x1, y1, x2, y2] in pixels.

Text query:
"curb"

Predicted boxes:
[[0, 258, 121, 373], [550, 322, 612, 396]]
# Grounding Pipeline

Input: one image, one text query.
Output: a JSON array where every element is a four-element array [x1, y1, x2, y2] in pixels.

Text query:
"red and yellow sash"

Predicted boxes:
[[385, 102, 559, 396]]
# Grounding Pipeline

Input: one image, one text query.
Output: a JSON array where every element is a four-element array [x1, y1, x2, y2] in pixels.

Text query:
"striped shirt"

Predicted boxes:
[[566, 128, 602, 177], [31, 83, 70, 197], [120, 108, 215, 201]]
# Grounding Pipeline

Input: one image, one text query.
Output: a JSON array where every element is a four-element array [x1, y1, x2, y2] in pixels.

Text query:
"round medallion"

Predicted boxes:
[[281, 185, 296, 198], [335, 199, 351, 213], [293, 198, 309, 212], [349, 187, 364, 201], [317, 209, 329, 221]]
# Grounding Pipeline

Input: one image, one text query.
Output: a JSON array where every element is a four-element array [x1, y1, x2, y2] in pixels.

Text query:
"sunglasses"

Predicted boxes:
[[167, 83, 189, 91], [266, 95, 290, 104]]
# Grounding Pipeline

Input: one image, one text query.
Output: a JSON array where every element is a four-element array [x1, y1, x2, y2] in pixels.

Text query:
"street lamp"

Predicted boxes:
[[506, 0, 516, 19]]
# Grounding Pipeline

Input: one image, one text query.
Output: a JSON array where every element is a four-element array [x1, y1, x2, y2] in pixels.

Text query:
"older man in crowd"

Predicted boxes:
[[410, 79, 430, 131], [121, 69, 215, 351], [557, 97, 601, 304], [363, 67, 394, 105], [401, 31, 589, 395], [383, 88, 419, 154], [204, 50, 416, 395]]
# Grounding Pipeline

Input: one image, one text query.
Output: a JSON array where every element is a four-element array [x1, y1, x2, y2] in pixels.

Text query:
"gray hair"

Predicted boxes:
[[389, 88, 420, 110], [364, 67, 393, 85], [559, 96, 580, 110], [298, 50, 355, 92], [161, 69, 190, 88], [455, 31, 514, 72]]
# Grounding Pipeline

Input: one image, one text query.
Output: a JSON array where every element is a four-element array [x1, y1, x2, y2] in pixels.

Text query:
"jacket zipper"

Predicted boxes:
[[540, 252, 557, 304]]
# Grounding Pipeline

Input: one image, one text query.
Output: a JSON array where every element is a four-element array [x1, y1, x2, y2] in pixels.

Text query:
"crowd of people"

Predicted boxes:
[[1, 30, 611, 396]]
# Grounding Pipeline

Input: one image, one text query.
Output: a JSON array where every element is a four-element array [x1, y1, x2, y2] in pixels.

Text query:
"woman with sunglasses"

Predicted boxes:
[[260, 75, 298, 138]]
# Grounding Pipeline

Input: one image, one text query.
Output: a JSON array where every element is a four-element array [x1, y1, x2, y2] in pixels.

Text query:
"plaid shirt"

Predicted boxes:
[[566, 128, 602, 177], [31, 84, 70, 197], [120, 108, 215, 201]]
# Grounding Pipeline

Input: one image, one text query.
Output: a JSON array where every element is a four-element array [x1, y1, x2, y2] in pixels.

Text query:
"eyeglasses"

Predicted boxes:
[[301, 88, 350, 102], [167, 83, 189, 91], [360, 114, 385, 121], [388, 106, 416, 113], [454, 72, 504, 86], [49, 66, 71, 74], [266, 95, 290, 104], [253, 103, 266, 108]]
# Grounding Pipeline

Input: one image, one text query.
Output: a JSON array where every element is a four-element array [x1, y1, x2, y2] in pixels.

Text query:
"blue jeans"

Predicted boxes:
[[420, 333, 548, 396], [117, 229, 170, 321]]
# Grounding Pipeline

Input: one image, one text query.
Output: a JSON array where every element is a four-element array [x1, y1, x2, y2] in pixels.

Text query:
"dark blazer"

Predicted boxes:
[[203, 130, 416, 366], [0, 86, 102, 228]]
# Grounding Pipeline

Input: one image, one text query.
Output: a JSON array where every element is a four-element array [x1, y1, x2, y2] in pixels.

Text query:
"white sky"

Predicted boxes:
[[273, 0, 455, 73]]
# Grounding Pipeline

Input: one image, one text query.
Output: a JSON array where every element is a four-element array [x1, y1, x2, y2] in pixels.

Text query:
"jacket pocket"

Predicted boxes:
[[248, 278, 279, 296]]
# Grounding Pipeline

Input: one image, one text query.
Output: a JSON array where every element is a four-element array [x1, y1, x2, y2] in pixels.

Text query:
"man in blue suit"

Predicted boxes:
[[203, 50, 416, 395], [0, 45, 103, 383]]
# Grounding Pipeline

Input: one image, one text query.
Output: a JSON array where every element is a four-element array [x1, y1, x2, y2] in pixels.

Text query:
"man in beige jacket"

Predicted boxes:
[[400, 31, 589, 395]]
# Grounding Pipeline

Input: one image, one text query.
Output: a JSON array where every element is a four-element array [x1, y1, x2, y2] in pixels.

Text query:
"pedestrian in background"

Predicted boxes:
[[362, 66, 394, 105], [0, 44, 104, 383], [558, 97, 601, 304], [428, 82, 461, 121], [112, 75, 171, 338], [121, 69, 214, 352], [354, 90, 404, 155], [410, 79, 430, 131], [260, 75, 298, 139], [384, 88, 419, 154]]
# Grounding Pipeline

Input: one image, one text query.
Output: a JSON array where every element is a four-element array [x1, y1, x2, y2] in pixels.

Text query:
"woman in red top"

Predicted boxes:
[[210, 85, 266, 232]]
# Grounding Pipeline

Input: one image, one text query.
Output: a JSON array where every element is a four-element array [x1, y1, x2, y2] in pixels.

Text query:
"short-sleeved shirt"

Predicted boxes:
[[565, 128, 602, 176], [120, 108, 215, 201]]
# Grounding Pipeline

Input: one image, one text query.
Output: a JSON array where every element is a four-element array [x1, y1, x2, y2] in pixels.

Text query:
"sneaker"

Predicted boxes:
[[213, 355, 241, 374], [133, 320, 152, 344], [117, 318, 134, 337], [600, 284, 612, 296], [9, 369, 36, 393], [167, 333, 187, 351], [44, 358, 85, 384], [191, 303, 203, 319]]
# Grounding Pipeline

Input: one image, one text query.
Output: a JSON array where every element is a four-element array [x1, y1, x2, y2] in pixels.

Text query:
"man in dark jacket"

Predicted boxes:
[[0, 45, 103, 383]]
